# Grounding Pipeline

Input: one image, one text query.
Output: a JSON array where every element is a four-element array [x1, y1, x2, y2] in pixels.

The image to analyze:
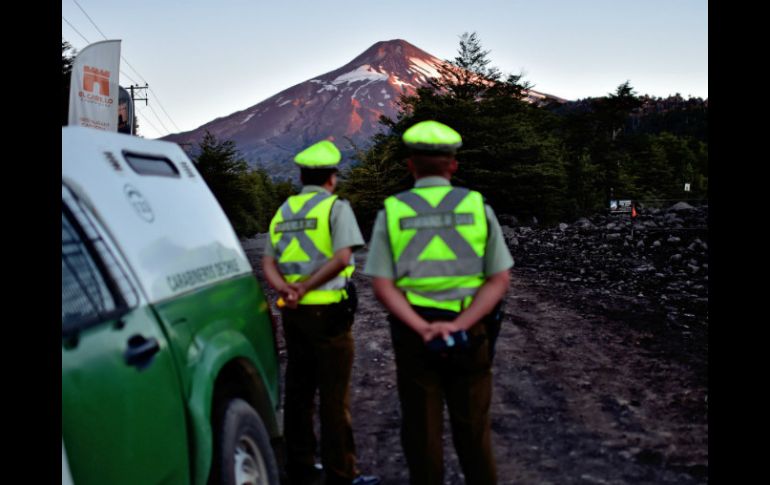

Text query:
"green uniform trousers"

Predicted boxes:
[[389, 309, 497, 485], [282, 303, 358, 484]]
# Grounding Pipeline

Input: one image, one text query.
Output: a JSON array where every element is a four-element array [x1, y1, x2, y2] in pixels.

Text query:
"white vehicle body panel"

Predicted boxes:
[[62, 127, 252, 304]]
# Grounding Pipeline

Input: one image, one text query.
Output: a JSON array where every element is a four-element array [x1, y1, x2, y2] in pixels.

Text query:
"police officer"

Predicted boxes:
[[262, 140, 379, 485], [363, 121, 513, 485]]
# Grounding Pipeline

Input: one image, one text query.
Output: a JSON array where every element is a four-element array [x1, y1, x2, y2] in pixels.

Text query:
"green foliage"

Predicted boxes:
[[192, 131, 297, 237], [620, 132, 708, 201], [558, 86, 707, 213]]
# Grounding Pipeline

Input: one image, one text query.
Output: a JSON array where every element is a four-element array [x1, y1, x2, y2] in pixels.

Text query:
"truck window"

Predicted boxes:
[[61, 209, 117, 329], [61, 186, 139, 336], [123, 152, 180, 178]]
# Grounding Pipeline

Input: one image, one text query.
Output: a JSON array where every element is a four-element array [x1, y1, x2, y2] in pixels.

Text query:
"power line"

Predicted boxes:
[[148, 88, 181, 132], [120, 70, 140, 85], [120, 57, 148, 85], [136, 107, 163, 138], [70, 0, 145, 84], [146, 104, 171, 135], [63, 19, 140, 97], [119, 60, 181, 132], [62, 16, 90, 45], [72, 0, 109, 40]]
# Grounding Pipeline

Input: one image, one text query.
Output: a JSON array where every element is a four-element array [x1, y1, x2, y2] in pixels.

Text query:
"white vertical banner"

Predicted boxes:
[[68, 40, 121, 131]]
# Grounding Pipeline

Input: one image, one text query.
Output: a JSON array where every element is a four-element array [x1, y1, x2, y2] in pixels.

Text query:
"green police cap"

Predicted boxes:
[[293, 140, 341, 168], [402, 120, 462, 153]]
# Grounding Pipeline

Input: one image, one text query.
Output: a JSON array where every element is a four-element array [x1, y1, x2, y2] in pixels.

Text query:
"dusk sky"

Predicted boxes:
[[62, 0, 708, 139]]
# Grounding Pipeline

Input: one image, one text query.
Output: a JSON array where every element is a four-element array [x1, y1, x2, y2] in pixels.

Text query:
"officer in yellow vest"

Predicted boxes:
[[363, 121, 513, 485], [262, 140, 379, 485]]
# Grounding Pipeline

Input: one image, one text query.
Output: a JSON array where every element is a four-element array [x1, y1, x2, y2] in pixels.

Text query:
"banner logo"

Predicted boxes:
[[82, 66, 111, 96]]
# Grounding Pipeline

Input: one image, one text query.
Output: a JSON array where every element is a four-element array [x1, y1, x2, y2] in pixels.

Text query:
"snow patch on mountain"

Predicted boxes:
[[332, 64, 389, 85], [409, 57, 441, 78], [317, 84, 339, 93], [391, 76, 415, 89]]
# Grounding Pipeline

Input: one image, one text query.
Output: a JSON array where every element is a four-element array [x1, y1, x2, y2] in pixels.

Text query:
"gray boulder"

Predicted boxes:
[[669, 201, 695, 212]]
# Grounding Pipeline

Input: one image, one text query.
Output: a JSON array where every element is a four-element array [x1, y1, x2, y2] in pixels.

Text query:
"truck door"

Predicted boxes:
[[61, 188, 190, 485]]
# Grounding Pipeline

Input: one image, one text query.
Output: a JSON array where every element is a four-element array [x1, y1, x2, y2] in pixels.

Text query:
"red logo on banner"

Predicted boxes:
[[82, 66, 111, 96]]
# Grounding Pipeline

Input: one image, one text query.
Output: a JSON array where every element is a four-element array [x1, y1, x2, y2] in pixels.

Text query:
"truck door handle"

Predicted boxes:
[[124, 334, 160, 370]]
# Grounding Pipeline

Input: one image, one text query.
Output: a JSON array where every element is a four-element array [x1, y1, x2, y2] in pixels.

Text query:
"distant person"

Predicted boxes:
[[363, 120, 513, 485], [261, 140, 379, 485]]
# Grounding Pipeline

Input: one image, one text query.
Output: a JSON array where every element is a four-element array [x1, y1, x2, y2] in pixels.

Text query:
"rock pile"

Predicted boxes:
[[503, 203, 708, 329]]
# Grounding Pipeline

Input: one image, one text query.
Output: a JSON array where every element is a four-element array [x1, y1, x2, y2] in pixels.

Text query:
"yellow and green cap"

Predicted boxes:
[[402, 120, 462, 153], [293, 140, 341, 168]]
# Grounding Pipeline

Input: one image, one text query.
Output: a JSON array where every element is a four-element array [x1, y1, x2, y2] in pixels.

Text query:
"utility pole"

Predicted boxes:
[[129, 83, 149, 106], [127, 84, 148, 136]]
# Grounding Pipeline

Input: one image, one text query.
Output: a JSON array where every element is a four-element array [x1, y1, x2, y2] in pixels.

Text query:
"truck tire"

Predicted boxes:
[[213, 398, 279, 485]]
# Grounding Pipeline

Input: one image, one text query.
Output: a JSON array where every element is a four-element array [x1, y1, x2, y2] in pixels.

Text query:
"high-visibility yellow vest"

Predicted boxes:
[[384, 186, 488, 312], [269, 191, 354, 304]]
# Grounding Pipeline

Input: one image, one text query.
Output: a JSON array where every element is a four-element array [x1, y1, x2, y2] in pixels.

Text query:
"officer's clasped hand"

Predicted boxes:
[[279, 283, 302, 309], [422, 321, 469, 352]]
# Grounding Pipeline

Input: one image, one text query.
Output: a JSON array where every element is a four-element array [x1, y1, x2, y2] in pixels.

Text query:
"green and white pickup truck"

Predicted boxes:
[[61, 126, 282, 485]]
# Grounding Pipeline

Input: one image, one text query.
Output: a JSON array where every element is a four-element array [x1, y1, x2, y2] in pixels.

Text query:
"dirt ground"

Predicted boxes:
[[242, 236, 708, 485]]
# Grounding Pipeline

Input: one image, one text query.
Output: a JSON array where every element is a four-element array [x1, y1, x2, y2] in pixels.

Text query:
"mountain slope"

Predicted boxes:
[[164, 39, 564, 177]]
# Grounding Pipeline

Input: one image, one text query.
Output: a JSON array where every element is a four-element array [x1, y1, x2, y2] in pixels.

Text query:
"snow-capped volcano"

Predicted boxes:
[[164, 39, 563, 176]]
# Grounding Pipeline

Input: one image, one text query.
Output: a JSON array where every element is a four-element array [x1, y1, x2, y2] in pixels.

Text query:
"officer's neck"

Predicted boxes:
[[412, 169, 453, 181], [414, 173, 453, 182], [302, 183, 335, 194]]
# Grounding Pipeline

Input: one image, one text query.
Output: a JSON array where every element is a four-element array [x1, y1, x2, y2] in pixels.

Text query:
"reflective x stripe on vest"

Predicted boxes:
[[270, 192, 352, 304], [273, 192, 333, 275], [385, 186, 487, 312]]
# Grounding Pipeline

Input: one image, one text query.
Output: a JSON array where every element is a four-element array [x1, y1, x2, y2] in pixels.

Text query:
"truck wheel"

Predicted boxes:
[[214, 398, 279, 485]]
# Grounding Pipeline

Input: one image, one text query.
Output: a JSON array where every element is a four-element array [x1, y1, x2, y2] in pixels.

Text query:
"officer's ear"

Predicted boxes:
[[406, 158, 419, 178], [448, 158, 458, 175]]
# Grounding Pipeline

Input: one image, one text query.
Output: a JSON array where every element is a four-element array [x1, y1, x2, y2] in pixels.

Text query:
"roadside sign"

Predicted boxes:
[[609, 199, 633, 213]]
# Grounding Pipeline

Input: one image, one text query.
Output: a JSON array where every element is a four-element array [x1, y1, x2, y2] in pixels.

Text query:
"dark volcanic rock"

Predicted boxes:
[[505, 204, 709, 330], [498, 214, 519, 227]]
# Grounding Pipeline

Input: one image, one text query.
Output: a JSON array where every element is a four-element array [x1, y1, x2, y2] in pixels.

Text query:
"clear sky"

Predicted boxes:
[[62, 0, 708, 139]]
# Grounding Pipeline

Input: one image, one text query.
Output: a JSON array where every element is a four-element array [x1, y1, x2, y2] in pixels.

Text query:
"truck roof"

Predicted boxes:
[[62, 127, 252, 304]]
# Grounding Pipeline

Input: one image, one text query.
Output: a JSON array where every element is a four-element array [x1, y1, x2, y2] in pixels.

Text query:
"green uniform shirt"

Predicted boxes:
[[363, 176, 514, 279], [264, 185, 365, 258]]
